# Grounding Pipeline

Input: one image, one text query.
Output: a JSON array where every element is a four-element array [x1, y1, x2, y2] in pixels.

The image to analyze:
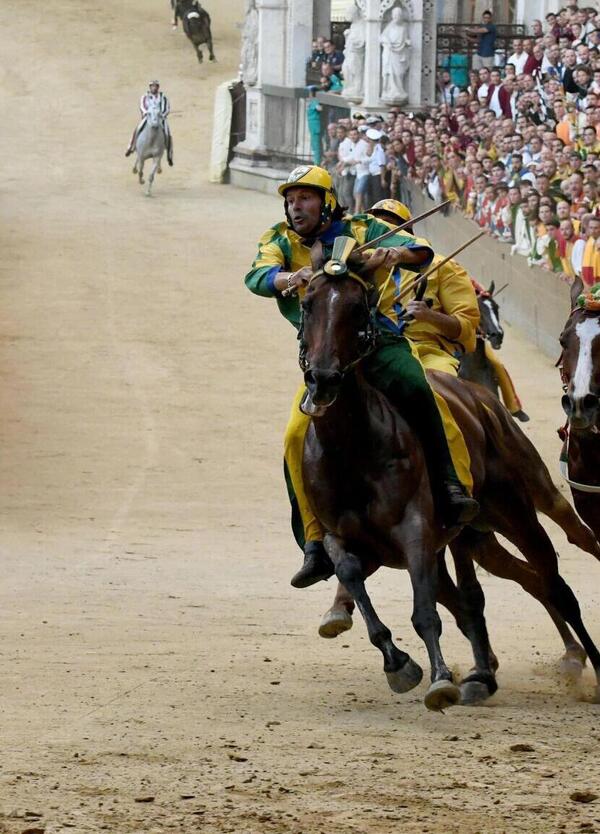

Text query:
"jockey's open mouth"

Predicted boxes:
[[291, 212, 316, 235]]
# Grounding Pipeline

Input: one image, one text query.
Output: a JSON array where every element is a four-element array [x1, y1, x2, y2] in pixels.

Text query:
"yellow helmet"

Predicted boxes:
[[369, 199, 412, 223], [278, 165, 339, 221]]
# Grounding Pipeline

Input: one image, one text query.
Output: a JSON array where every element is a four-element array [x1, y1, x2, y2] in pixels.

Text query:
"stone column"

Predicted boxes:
[[313, 0, 331, 40], [236, 0, 288, 155], [361, 0, 383, 109], [286, 0, 314, 87]]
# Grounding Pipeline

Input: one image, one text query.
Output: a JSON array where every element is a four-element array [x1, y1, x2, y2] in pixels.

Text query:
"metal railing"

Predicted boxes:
[[436, 23, 527, 85]]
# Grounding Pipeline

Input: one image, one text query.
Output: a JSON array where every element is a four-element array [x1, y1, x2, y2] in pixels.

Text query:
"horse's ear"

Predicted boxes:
[[569, 276, 583, 310], [310, 240, 325, 273], [488, 280, 495, 295]]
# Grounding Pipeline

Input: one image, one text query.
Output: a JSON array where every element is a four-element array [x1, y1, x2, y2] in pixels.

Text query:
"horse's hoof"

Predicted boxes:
[[157, 167, 162, 174], [560, 652, 586, 682], [593, 685, 600, 704], [318, 609, 353, 639], [424, 679, 460, 712], [460, 680, 492, 705], [385, 658, 423, 694], [132, 166, 137, 174]]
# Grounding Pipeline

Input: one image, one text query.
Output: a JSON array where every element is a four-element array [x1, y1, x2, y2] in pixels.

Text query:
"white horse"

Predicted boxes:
[[132, 105, 166, 196]]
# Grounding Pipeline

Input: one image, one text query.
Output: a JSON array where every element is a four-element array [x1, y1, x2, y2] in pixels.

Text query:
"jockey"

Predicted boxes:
[[369, 199, 527, 419], [369, 199, 479, 375], [125, 80, 173, 166], [245, 165, 479, 589]]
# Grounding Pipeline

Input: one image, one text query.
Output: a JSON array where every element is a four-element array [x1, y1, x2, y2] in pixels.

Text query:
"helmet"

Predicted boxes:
[[278, 165, 339, 225], [369, 199, 412, 224], [149, 79, 160, 87]]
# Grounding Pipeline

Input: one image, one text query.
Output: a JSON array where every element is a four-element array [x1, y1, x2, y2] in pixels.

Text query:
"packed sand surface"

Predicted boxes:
[[1, 2, 599, 832]]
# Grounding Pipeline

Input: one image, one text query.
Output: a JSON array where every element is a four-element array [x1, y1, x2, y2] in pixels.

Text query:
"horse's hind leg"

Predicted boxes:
[[324, 534, 423, 694], [138, 158, 145, 184], [467, 528, 587, 681], [319, 581, 355, 638], [491, 505, 600, 700], [146, 157, 160, 196], [195, 43, 204, 63]]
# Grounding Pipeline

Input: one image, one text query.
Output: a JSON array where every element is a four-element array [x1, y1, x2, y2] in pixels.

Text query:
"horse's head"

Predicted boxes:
[[300, 239, 377, 415], [147, 106, 163, 129], [477, 281, 504, 350], [559, 308, 600, 431]]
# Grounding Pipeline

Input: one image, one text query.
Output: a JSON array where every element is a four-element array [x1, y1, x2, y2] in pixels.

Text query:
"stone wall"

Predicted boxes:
[[408, 186, 571, 359]]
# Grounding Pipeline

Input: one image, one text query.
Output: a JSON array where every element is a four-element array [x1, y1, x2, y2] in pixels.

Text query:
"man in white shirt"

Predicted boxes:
[[366, 128, 387, 204], [337, 126, 360, 209], [352, 131, 371, 213], [507, 38, 528, 75]]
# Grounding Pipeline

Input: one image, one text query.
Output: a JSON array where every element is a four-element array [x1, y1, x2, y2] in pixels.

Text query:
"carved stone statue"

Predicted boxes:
[[241, 0, 258, 87], [380, 5, 411, 104], [341, 4, 366, 101]]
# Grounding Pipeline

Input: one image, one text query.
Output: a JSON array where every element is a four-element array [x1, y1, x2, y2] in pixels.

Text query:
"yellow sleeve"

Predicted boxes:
[[438, 259, 480, 354]]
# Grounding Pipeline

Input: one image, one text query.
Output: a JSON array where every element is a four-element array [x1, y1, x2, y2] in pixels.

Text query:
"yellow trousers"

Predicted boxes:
[[483, 342, 523, 414], [417, 339, 523, 414], [283, 345, 474, 546]]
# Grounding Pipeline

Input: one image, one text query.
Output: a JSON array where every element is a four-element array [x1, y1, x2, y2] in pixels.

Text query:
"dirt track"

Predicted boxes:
[[1, 2, 600, 833]]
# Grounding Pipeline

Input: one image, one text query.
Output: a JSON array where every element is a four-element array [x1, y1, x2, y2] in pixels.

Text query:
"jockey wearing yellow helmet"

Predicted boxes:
[[369, 198, 480, 375], [244, 166, 478, 588], [369, 199, 526, 417]]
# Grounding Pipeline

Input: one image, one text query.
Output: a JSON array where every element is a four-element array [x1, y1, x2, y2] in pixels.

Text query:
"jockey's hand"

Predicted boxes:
[[405, 299, 436, 323], [290, 266, 313, 289], [361, 247, 407, 271]]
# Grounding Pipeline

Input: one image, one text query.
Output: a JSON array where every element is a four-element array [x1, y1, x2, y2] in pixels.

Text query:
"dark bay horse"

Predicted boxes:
[[459, 281, 530, 422], [174, 0, 216, 63], [300, 243, 600, 710], [559, 283, 600, 542]]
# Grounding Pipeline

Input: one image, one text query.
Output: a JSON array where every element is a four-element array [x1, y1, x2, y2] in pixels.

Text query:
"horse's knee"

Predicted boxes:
[[411, 605, 442, 640], [335, 554, 363, 588]]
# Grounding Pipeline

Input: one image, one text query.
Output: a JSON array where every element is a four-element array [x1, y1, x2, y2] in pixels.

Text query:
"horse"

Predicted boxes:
[[300, 240, 600, 710], [459, 281, 530, 422], [558, 280, 600, 542], [174, 0, 216, 64], [132, 105, 165, 196]]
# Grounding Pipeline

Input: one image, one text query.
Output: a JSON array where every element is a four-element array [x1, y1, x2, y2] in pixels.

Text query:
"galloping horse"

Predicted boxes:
[[459, 282, 529, 422], [132, 105, 165, 196], [559, 281, 600, 541], [174, 0, 216, 64], [301, 240, 600, 710]]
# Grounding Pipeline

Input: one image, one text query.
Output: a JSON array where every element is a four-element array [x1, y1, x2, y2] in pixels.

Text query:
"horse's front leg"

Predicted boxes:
[[324, 534, 423, 694], [391, 510, 460, 711], [146, 155, 160, 195], [207, 33, 216, 61], [137, 156, 145, 184]]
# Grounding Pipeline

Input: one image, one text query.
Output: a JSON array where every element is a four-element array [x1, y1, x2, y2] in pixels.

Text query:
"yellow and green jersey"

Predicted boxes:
[[244, 214, 433, 334]]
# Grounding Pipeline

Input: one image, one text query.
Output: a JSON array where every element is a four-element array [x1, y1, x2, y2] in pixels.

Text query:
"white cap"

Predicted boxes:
[[358, 124, 368, 132], [366, 128, 382, 140]]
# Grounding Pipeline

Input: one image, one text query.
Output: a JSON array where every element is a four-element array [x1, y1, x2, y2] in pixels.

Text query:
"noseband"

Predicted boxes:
[[298, 267, 379, 377]]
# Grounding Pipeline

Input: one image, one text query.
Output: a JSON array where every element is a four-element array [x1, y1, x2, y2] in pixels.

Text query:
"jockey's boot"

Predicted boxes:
[[441, 481, 480, 527], [125, 146, 133, 157], [291, 541, 334, 589]]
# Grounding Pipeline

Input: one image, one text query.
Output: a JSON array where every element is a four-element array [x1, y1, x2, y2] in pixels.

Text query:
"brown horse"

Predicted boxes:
[[300, 245, 600, 710], [559, 285, 600, 541]]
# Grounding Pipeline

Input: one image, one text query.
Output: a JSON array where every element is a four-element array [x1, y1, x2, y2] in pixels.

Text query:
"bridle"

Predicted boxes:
[[557, 306, 600, 493], [298, 267, 379, 378]]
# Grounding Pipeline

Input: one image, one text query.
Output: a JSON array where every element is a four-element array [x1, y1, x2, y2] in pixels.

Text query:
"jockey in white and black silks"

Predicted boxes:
[[125, 80, 173, 166]]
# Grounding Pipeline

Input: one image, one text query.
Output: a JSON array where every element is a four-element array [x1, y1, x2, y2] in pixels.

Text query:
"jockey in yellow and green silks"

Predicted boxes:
[[244, 165, 478, 589]]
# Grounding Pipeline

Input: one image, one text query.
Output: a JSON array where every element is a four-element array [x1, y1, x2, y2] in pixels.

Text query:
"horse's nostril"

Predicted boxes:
[[562, 394, 573, 416], [583, 394, 600, 412], [304, 370, 315, 387]]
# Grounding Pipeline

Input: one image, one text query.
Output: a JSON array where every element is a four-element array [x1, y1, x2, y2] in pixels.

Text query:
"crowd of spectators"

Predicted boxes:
[[310, 5, 600, 287]]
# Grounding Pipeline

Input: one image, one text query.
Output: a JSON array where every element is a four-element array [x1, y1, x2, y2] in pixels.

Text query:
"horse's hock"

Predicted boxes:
[[408, 186, 571, 360]]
